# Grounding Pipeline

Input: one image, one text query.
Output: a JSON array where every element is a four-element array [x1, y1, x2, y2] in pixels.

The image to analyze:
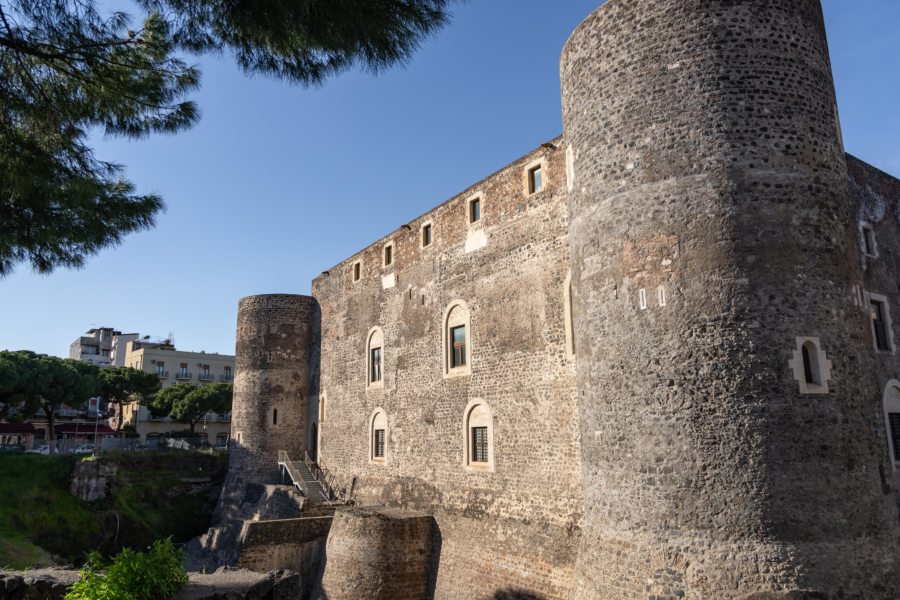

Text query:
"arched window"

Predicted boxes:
[[443, 301, 471, 378], [788, 337, 832, 395], [563, 270, 575, 358], [369, 408, 388, 464], [463, 400, 494, 472], [366, 327, 384, 388], [272, 408, 278, 426]]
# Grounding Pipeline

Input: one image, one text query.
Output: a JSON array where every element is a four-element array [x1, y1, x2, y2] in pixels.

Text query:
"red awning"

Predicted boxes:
[[0, 422, 36, 434], [54, 423, 117, 435]]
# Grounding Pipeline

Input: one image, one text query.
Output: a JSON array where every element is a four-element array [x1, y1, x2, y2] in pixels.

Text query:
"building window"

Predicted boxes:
[[370, 347, 382, 383], [366, 327, 385, 388], [883, 383, 900, 469], [374, 429, 385, 458], [528, 165, 542, 194], [788, 337, 832, 395], [272, 408, 278, 426], [472, 426, 488, 463], [870, 295, 894, 352], [444, 301, 472, 377], [464, 400, 493, 472], [177, 363, 189, 379], [353, 261, 361, 282], [223, 366, 233, 381], [384, 244, 393, 268], [469, 197, 481, 224], [201, 365, 211, 379], [422, 223, 432, 247], [155, 362, 166, 376], [451, 326, 466, 368], [862, 225, 878, 257], [370, 409, 387, 464]]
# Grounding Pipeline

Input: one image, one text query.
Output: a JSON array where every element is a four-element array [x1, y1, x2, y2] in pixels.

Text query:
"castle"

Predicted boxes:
[[222, 1, 900, 598]]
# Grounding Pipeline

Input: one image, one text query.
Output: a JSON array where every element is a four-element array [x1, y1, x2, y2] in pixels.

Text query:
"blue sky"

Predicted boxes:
[[1, 0, 898, 358]]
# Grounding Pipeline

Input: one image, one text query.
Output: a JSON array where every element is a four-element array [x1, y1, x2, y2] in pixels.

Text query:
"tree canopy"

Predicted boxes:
[[150, 381, 232, 433], [99, 366, 161, 430], [0, 350, 101, 441], [0, 0, 454, 275]]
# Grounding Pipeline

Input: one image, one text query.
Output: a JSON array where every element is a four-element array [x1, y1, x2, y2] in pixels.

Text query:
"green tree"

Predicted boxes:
[[0, 0, 454, 275], [151, 382, 232, 434], [99, 366, 161, 431], [0, 350, 100, 444]]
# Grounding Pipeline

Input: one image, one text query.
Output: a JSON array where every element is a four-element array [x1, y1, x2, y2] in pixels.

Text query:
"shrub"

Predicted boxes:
[[65, 538, 188, 600]]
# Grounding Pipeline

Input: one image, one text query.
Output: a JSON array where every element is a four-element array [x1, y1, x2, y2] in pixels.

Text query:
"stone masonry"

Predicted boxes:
[[224, 1, 900, 597]]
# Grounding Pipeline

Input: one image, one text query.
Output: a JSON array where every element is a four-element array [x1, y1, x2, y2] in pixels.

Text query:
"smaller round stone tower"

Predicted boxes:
[[229, 294, 319, 483]]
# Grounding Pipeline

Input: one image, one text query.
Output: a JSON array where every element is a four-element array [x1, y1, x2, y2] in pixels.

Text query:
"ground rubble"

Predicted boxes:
[[0, 567, 300, 600]]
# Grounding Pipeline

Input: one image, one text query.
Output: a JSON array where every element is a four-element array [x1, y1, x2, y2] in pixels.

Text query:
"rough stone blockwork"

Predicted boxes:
[[224, 0, 900, 598], [561, 0, 900, 598]]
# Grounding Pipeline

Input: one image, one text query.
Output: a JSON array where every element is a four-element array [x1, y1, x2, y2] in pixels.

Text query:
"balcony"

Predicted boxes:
[[156, 370, 169, 378], [175, 371, 192, 380], [198, 373, 214, 382], [219, 373, 234, 382]]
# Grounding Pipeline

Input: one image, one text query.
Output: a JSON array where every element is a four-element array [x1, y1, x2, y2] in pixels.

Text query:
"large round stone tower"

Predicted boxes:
[[230, 294, 318, 483], [561, 0, 900, 597]]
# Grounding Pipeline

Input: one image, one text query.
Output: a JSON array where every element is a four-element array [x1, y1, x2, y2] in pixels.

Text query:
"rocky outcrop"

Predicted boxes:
[[69, 460, 117, 502]]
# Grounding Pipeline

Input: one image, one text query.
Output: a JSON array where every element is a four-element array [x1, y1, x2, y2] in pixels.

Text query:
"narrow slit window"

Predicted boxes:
[[370, 347, 382, 383], [802, 345, 814, 384], [422, 224, 432, 247], [451, 325, 467, 368], [528, 165, 543, 194], [469, 198, 481, 224], [863, 226, 877, 256], [871, 300, 891, 351], [472, 426, 488, 463], [354, 262, 361, 282], [272, 409, 278, 426], [384, 245, 393, 267], [374, 429, 385, 458]]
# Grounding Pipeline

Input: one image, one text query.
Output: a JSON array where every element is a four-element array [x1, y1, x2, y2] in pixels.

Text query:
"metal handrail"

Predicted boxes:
[[303, 451, 336, 502], [278, 450, 310, 497], [175, 371, 192, 379]]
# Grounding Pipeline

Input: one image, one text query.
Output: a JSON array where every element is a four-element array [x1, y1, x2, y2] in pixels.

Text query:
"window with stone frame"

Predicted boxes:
[[444, 301, 471, 378], [422, 223, 432, 247], [370, 409, 388, 464], [464, 401, 493, 472], [469, 197, 481, 224], [367, 327, 385, 387]]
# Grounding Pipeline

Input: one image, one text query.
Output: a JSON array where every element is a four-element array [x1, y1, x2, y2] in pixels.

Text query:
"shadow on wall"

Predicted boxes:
[[492, 590, 546, 600], [425, 520, 443, 600]]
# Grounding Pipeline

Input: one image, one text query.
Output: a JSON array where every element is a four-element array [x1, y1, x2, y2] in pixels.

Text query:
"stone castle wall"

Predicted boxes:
[[561, 0, 900, 597], [224, 1, 900, 597], [230, 294, 318, 482], [311, 141, 583, 599]]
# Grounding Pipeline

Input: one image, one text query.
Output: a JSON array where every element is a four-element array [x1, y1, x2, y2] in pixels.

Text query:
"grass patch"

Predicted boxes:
[[0, 451, 227, 569], [0, 454, 99, 568]]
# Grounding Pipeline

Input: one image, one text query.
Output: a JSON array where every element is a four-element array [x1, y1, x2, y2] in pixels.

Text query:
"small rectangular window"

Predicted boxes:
[[528, 165, 543, 194], [872, 300, 891, 351], [469, 198, 481, 223], [370, 347, 382, 383], [472, 426, 488, 463], [863, 226, 877, 256], [422, 224, 432, 247], [374, 429, 385, 458], [451, 326, 467, 368], [384, 245, 392, 267], [354, 262, 361, 282], [889, 413, 900, 461]]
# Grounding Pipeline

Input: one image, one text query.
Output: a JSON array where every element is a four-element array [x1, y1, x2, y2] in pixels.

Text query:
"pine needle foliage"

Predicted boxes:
[[0, 0, 454, 275]]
